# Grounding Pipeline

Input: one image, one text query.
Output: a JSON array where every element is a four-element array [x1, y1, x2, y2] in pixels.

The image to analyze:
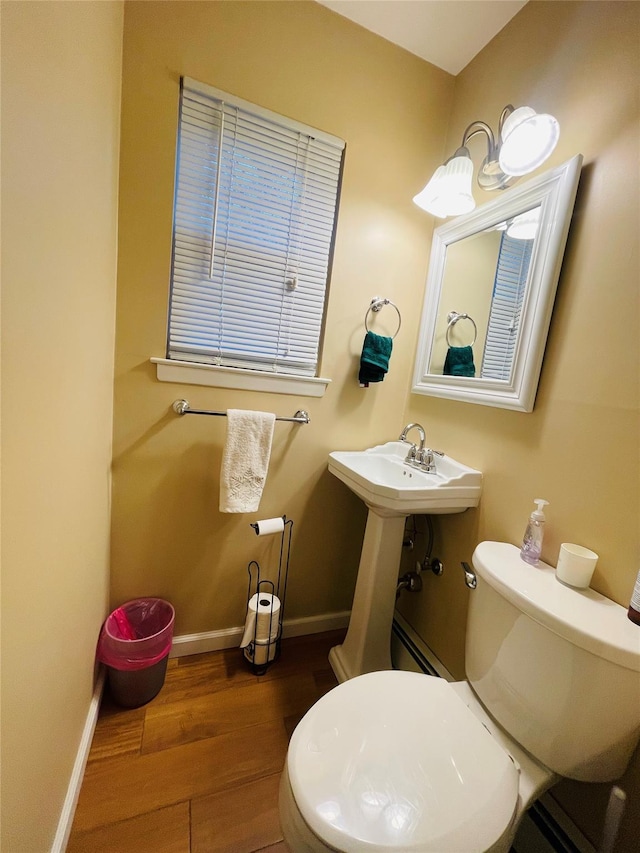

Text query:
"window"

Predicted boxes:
[[165, 77, 344, 388]]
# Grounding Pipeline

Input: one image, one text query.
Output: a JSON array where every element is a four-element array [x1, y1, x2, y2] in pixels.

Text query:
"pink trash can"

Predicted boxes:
[[97, 598, 175, 707]]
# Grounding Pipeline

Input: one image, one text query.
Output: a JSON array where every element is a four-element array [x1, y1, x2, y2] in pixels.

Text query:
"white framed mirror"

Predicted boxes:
[[412, 155, 583, 412]]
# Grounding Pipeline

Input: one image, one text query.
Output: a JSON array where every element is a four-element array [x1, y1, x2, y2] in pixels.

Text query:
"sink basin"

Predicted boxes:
[[328, 441, 482, 514]]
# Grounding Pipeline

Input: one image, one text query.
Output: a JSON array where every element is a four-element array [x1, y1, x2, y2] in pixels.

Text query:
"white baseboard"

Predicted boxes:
[[51, 669, 105, 853], [169, 610, 350, 658]]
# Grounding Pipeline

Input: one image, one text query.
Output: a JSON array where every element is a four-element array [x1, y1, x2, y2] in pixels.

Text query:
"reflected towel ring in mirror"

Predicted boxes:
[[365, 297, 402, 339], [446, 311, 477, 347]]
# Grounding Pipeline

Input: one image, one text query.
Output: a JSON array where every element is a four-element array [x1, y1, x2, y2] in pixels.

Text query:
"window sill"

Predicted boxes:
[[151, 358, 330, 397]]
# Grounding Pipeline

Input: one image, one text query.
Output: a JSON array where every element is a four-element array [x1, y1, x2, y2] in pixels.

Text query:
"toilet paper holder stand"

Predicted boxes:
[[243, 516, 293, 674]]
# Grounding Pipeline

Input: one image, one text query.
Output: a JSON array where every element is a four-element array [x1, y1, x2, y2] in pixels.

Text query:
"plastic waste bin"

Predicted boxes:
[[97, 598, 175, 708]]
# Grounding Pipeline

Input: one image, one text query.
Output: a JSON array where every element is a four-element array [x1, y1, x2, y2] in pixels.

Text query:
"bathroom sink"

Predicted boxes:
[[328, 441, 482, 681], [328, 441, 482, 515]]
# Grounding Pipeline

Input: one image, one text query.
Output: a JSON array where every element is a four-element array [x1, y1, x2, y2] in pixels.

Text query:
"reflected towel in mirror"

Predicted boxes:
[[444, 345, 475, 377]]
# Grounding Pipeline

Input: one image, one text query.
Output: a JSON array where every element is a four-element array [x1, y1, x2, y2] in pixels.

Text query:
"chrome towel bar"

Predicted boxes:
[[172, 399, 310, 424]]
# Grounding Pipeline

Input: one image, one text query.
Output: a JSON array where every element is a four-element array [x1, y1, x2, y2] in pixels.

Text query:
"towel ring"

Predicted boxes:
[[446, 311, 478, 347], [364, 297, 402, 339]]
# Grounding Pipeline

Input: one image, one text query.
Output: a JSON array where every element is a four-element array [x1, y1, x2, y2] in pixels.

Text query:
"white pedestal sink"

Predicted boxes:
[[328, 441, 482, 682]]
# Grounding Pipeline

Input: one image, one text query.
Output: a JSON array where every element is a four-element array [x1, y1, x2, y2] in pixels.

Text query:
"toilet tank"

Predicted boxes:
[[466, 542, 640, 782]]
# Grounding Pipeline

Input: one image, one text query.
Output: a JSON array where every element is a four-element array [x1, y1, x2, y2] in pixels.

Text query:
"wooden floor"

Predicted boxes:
[[68, 630, 344, 853]]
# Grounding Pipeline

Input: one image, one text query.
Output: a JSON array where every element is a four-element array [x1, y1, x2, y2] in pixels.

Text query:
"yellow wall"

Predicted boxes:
[[112, 0, 453, 634], [4, 0, 632, 846], [113, 2, 638, 844], [0, 1, 123, 849], [399, 1, 639, 847]]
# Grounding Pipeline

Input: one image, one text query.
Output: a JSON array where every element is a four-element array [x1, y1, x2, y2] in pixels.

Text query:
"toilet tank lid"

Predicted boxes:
[[472, 542, 640, 672]]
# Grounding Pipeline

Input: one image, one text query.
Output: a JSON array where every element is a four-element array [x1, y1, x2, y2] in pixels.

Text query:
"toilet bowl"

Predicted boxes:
[[280, 542, 640, 852], [280, 671, 554, 852]]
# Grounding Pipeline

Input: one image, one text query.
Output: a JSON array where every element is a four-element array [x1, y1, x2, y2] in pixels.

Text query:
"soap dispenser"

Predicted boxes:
[[520, 499, 549, 565]]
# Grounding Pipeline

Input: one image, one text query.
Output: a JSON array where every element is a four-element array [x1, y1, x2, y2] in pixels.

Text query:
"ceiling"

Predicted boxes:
[[316, 1, 528, 75]]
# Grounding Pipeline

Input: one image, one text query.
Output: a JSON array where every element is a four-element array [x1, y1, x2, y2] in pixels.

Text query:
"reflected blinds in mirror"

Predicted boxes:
[[481, 234, 533, 380]]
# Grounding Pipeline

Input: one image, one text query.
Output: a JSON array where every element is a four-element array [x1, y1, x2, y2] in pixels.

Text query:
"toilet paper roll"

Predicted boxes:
[[244, 639, 278, 666], [252, 517, 285, 536], [240, 592, 281, 648]]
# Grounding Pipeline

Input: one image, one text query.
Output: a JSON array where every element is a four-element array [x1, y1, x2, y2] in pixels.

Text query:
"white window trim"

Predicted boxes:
[[151, 357, 331, 397]]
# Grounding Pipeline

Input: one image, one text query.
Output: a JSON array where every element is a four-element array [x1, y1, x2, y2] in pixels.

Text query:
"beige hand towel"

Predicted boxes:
[[219, 409, 276, 513]]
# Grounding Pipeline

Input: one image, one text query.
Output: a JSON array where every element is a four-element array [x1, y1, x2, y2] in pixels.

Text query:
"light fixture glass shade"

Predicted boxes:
[[506, 206, 541, 240], [499, 106, 560, 176], [413, 153, 475, 218], [413, 166, 448, 217]]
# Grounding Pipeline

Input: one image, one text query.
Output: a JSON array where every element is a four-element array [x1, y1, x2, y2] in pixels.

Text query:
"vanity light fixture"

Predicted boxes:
[[413, 105, 560, 218]]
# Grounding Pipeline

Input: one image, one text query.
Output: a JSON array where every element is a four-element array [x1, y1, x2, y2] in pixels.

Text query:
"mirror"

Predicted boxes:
[[412, 155, 582, 411]]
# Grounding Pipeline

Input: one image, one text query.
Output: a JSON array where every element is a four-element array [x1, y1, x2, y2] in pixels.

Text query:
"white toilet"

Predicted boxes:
[[280, 541, 640, 852]]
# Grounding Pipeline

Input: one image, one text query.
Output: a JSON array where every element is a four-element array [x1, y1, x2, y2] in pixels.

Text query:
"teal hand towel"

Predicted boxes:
[[443, 345, 475, 377], [359, 331, 393, 386]]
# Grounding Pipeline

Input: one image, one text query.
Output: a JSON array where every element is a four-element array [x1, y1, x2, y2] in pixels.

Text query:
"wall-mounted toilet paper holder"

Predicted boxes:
[[240, 516, 293, 674]]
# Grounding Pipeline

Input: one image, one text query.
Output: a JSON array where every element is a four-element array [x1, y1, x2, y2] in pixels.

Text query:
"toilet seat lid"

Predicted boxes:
[[288, 671, 519, 852]]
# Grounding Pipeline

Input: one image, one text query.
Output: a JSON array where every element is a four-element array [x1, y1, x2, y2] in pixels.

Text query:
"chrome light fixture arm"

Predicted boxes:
[[458, 111, 518, 192], [460, 119, 498, 158]]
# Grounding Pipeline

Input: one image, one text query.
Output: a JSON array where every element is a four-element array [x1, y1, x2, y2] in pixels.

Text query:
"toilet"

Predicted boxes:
[[280, 541, 640, 852]]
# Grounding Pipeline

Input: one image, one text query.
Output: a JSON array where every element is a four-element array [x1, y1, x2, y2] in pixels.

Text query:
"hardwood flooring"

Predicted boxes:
[[67, 630, 344, 853]]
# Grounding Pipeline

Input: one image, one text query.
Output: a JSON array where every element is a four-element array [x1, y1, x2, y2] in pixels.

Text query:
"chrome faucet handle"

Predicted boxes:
[[404, 443, 418, 464], [419, 448, 436, 472], [418, 448, 445, 472]]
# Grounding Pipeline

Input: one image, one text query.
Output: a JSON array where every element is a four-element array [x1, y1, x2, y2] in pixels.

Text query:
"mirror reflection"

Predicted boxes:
[[429, 208, 539, 382]]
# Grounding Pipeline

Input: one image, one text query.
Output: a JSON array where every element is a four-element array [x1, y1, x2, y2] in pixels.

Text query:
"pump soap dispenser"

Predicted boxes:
[[520, 499, 549, 565]]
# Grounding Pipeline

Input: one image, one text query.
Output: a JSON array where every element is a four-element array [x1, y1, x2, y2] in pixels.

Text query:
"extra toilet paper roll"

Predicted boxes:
[[240, 592, 281, 648], [252, 517, 285, 536], [244, 639, 278, 666]]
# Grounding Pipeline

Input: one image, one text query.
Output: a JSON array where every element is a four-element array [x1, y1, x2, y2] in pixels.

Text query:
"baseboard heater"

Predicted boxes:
[[391, 615, 595, 853]]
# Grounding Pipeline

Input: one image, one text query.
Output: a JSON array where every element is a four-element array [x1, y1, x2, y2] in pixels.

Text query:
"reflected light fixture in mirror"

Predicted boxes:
[[413, 105, 560, 219], [507, 206, 541, 240]]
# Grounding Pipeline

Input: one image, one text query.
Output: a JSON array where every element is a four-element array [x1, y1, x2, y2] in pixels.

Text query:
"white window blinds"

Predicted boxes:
[[167, 77, 345, 377], [481, 234, 533, 381]]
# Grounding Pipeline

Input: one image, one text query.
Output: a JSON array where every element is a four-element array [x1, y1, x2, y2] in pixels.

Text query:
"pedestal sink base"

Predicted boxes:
[[329, 509, 406, 683], [328, 644, 354, 683], [326, 441, 482, 683]]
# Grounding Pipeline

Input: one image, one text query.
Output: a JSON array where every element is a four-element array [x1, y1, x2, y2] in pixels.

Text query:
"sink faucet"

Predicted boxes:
[[399, 423, 425, 446], [399, 423, 426, 465], [399, 423, 443, 472]]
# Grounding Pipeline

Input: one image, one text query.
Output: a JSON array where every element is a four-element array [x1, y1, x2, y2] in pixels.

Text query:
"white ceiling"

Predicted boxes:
[[316, 1, 528, 75]]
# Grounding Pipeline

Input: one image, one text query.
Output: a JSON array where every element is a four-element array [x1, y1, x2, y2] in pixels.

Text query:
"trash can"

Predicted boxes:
[[97, 598, 175, 708]]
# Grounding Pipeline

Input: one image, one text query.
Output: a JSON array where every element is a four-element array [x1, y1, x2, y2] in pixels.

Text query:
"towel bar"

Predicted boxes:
[[172, 399, 310, 424]]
